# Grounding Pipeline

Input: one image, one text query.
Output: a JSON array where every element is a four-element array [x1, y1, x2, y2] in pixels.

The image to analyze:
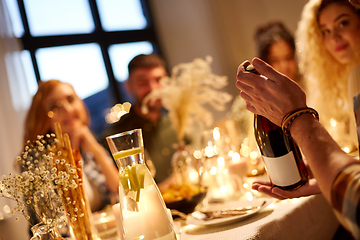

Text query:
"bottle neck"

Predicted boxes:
[[255, 114, 279, 132]]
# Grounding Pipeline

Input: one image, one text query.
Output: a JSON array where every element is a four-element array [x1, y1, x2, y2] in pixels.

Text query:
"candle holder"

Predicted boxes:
[[106, 129, 177, 240]]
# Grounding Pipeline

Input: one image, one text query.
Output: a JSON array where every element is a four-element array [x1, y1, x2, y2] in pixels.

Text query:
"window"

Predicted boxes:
[[8, 0, 162, 138]]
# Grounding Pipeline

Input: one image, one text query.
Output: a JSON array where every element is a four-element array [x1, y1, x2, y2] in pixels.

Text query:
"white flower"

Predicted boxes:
[[142, 56, 232, 143]]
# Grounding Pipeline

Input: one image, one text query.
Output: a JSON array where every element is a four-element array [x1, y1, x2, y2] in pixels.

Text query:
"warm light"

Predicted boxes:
[[240, 144, 251, 157], [217, 157, 224, 166], [251, 169, 258, 176], [205, 146, 214, 157], [243, 183, 249, 189], [250, 151, 258, 160], [139, 235, 145, 240], [220, 185, 228, 193], [231, 152, 240, 163], [213, 127, 221, 140], [228, 150, 234, 157], [342, 147, 350, 153], [193, 150, 202, 159], [189, 171, 199, 180], [105, 102, 132, 124], [210, 166, 217, 175], [330, 118, 337, 127], [3, 205, 10, 214], [246, 192, 253, 201], [187, 224, 196, 229]]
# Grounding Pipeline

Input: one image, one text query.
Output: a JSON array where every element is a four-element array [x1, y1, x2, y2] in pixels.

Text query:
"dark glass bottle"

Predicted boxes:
[[245, 64, 308, 190]]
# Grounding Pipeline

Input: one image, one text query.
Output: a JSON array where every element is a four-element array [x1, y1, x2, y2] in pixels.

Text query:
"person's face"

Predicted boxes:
[[319, 3, 360, 64], [44, 83, 87, 133], [267, 40, 298, 80], [127, 66, 167, 106]]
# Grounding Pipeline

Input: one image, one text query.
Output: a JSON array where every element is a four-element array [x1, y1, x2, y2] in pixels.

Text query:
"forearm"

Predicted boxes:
[[290, 113, 358, 203]]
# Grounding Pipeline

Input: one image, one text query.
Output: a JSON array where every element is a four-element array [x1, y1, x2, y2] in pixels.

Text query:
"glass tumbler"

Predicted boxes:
[[106, 129, 176, 240]]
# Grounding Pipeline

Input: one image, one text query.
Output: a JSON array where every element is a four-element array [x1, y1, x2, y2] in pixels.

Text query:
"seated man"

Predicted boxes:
[[101, 54, 178, 187]]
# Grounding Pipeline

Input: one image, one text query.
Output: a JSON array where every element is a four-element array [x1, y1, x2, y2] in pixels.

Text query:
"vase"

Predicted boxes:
[[30, 223, 66, 240], [106, 129, 177, 240]]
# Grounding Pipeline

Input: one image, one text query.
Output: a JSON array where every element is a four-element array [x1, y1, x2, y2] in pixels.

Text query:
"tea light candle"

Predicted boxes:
[[228, 154, 247, 179], [114, 185, 176, 240]]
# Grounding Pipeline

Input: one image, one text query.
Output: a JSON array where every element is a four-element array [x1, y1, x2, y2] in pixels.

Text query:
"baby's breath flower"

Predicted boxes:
[[0, 134, 81, 230]]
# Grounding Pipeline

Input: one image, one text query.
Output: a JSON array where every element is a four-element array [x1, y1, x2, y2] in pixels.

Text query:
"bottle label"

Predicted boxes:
[[262, 151, 301, 187]]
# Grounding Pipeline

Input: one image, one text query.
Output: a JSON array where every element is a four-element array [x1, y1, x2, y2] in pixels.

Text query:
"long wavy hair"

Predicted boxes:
[[23, 80, 90, 146], [296, 0, 360, 149]]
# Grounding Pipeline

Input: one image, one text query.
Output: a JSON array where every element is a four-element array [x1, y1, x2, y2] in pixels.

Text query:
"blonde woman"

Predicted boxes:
[[296, 0, 360, 153]]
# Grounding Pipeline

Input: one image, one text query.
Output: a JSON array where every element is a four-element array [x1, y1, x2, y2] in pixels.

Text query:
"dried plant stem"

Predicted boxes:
[[54, 124, 95, 240]]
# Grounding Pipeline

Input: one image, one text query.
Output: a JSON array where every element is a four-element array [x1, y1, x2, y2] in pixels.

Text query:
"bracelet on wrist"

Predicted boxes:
[[281, 107, 319, 136]]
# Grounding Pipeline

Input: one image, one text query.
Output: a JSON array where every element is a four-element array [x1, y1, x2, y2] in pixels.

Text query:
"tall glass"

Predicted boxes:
[[106, 129, 176, 240]]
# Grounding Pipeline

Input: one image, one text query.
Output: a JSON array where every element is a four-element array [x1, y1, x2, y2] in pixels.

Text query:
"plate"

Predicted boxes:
[[186, 198, 272, 226]]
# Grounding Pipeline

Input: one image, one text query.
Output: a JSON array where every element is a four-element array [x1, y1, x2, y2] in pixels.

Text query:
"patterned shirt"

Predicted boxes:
[[330, 65, 360, 239]]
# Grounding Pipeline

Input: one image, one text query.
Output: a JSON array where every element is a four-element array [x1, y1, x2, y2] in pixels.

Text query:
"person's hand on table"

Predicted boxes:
[[236, 57, 307, 125]]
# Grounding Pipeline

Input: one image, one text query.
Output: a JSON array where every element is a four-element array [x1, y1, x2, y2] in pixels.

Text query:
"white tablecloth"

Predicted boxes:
[[180, 194, 339, 240]]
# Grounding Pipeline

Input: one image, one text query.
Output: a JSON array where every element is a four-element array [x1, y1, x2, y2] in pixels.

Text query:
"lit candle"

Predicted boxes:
[[115, 185, 176, 240], [228, 153, 248, 179]]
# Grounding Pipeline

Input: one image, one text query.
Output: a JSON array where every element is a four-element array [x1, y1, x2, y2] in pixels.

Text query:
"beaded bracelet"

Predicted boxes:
[[281, 107, 319, 136]]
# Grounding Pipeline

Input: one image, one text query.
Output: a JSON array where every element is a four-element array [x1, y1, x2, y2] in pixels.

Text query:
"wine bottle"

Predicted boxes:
[[245, 64, 308, 190]]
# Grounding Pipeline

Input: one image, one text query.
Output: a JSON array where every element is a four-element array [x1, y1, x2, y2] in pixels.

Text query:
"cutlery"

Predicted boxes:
[[191, 200, 266, 221]]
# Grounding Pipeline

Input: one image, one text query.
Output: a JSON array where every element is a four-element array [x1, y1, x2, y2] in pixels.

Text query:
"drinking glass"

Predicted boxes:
[[106, 129, 177, 240]]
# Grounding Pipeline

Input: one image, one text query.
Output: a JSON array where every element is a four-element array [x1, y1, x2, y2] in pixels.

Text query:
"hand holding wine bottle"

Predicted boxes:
[[245, 64, 308, 190], [236, 58, 307, 126]]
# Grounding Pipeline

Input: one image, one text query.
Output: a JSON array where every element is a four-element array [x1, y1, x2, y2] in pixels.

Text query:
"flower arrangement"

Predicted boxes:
[[142, 56, 233, 145], [0, 123, 96, 240], [0, 133, 76, 234]]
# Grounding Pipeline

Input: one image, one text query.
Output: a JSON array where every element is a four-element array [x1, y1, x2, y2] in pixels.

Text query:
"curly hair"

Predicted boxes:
[[296, 0, 360, 150]]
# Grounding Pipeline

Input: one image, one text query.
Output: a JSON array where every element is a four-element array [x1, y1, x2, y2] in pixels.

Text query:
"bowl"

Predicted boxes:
[[165, 191, 207, 214]]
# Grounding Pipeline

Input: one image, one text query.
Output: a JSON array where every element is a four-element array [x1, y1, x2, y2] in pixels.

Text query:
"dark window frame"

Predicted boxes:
[[16, 0, 162, 104]]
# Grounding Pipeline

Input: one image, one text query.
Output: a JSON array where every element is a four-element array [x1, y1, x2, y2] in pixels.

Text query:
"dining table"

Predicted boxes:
[[175, 194, 340, 240]]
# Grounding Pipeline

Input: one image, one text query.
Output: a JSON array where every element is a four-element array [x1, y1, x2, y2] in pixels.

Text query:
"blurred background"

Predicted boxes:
[[0, 0, 307, 239]]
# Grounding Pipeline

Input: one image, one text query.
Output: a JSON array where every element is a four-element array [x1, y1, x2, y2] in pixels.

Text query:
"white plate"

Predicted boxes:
[[186, 198, 273, 226]]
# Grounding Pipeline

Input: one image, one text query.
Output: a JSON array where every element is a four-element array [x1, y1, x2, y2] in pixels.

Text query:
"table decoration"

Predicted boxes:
[[92, 206, 119, 240], [142, 56, 232, 146], [106, 129, 177, 240], [142, 56, 233, 191], [54, 123, 97, 240], [200, 128, 244, 204], [0, 123, 96, 240]]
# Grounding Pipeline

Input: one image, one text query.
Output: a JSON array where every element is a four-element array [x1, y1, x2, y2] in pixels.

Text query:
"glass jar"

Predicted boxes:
[[107, 129, 177, 240]]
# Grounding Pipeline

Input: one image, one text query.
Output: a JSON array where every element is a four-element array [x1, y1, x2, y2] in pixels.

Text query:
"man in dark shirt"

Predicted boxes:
[[102, 54, 178, 187]]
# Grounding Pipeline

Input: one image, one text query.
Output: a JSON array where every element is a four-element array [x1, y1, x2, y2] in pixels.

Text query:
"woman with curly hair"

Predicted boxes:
[[296, 0, 360, 153], [236, 0, 360, 238]]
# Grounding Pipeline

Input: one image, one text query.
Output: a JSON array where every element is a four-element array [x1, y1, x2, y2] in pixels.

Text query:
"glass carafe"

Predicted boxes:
[[106, 129, 177, 240]]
